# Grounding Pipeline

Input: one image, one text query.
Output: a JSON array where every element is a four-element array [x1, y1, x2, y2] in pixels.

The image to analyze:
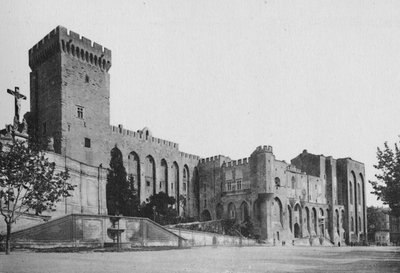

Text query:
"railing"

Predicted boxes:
[[224, 180, 251, 193]]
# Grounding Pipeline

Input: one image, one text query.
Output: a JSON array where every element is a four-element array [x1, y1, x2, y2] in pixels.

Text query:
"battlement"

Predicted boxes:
[[222, 157, 250, 168], [110, 124, 179, 150], [29, 26, 111, 71], [286, 164, 303, 174], [199, 155, 231, 164], [252, 145, 273, 154], [180, 152, 200, 161]]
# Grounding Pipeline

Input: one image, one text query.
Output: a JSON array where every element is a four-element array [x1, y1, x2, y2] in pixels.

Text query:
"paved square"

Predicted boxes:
[[1, 246, 399, 273]]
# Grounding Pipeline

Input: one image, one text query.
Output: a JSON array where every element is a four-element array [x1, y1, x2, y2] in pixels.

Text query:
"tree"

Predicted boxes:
[[370, 140, 400, 217], [106, 146, 139, 216], [140, 192, 177, 224], [0, 140, 74, 254]]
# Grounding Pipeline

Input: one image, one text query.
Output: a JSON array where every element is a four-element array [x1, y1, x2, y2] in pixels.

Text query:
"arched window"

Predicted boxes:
[[275, 177, 281, 188], [357, 184, 361, 205], [359, 217, 362, 232], [228, 203, 236, 220], [71, 45, 75, 56], [291, 176, 296, 189]]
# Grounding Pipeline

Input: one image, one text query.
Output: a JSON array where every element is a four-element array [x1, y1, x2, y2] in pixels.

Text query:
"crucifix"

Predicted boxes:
[[7, 87, 26, 125]]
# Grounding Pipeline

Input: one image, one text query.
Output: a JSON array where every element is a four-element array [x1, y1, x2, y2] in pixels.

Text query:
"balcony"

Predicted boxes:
[[223, 180, 251, 195]]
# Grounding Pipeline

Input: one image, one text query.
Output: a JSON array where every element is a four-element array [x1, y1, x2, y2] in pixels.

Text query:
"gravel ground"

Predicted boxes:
[[1, 246, 399, 273]]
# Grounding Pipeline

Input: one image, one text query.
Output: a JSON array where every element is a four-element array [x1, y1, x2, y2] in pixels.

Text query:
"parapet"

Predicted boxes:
[[252, 145, 273, 154], [180, 152, 200, 161], [222, 157, 250, 168], [199, 155, 231, 164], [29, 26, 112, 71], [286, 164, 303, 174], [110, 124, 179, 150]]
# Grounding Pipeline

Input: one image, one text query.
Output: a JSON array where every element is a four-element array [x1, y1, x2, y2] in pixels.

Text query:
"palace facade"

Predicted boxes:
[[1, 26, 367, 245]]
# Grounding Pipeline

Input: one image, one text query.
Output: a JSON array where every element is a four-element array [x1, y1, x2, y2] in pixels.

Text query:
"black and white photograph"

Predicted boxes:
[[1, 1, 400, 272]]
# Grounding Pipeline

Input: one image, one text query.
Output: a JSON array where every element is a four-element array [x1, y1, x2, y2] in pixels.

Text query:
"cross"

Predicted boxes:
[[7, 87, 26, 123]]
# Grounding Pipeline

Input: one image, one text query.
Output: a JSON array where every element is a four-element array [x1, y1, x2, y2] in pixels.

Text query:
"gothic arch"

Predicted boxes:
[[240, 201, 249, 223], [351, 170, 358, 233], [171, 162, 180, 212], [294, 203, 302, 237], [127, 151, 141, 201], [305, 207, 311, 234], [272, 197, 283, 227], [228, 202, 236, 220], [319, 208, 324, 235], [288, 205, 293, 232], [183, 165, 189, 196], [335, 209, 340, 235], [201, 209, 212, 221], [312, 207, 318, 234], [145, 155, 156, 196], [160, 159, 168, 195], [359, 173, 365, 233]]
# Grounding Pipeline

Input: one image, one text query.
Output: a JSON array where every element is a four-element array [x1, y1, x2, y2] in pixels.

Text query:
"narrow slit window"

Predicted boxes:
[[84, 137, 91, 148]]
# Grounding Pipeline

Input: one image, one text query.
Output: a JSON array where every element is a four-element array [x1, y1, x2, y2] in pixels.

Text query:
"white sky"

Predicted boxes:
[[1, 0, 400, 207]]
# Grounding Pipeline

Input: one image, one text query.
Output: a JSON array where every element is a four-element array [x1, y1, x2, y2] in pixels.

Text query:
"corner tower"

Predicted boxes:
[[29, 26, 111, 165]]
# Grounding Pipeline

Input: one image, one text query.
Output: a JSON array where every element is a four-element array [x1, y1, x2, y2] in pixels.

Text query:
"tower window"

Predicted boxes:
[[84, 137, 91, 148], [85, 75, 89, 83], [77, 106, 84, 119]]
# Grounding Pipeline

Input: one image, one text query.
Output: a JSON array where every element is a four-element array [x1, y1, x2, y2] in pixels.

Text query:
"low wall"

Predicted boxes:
[[167, 228, 258, 247], [11, 214, 185, 249]]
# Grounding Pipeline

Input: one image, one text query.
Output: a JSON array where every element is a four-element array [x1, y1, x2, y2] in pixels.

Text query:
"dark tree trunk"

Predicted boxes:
[[5, 222, 11, 255]]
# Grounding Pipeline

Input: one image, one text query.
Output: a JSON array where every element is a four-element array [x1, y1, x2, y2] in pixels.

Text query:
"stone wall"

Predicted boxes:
[[167, 228, 257, 247], [11, 214, 184, 249]]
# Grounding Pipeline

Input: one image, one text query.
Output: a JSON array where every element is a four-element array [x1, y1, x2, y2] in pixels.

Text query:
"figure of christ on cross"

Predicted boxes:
[[7, 87, 26, 124]]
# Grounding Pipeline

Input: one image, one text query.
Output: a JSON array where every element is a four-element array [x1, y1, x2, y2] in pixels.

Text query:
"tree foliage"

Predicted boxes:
[[140, 192, 177, 224], [106, 146, 139, 216], [370, 140, 400, 217], [0, 140, 74, 254]]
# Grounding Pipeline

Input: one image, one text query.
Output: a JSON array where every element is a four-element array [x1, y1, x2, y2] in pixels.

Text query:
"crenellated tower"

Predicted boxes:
[[29, 26, 111, 165]]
